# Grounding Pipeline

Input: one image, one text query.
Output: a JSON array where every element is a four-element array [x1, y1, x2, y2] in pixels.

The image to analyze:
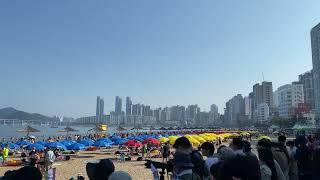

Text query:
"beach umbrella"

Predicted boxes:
[[134, 136, 144, 142], [159, 137, 169, 143], [35, 141, 46, 146], [116, 126, 127, 132], [124, 140, 143, 147], [168, 136, 179, 145], [17, 125, 40, 136], [113, 138, 128, 145], [60, 140, 75, 147], [79, 139, 94, 146], [15, 140, 31, 146], [1, 142, 19, 149], [46, 142, 67, 150], [67, 143, 86, 150], [110, 135, 122, 142], [96, 138, 113, 144], [93, 141, 112, 148], [26, 143, 45, 151], [58, 126, 78, 137], [143, 138, 160, 146], [257, 135, 271, 141]]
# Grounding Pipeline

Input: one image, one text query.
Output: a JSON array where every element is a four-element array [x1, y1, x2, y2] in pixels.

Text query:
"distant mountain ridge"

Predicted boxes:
[[0, 107, 56, 121]]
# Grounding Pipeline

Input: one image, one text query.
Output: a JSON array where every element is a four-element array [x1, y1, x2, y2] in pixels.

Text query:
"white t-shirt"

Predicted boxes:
[[205, 157, 219, 170]]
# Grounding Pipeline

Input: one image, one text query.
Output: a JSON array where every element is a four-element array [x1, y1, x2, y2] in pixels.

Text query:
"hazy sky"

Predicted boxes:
[[1, 0, 320, 118]]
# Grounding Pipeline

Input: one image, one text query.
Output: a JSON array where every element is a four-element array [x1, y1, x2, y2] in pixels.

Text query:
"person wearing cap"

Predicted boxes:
[[108, 171, 132, 180], [86, 158, 115, 180], [172, 152, 201, 180]]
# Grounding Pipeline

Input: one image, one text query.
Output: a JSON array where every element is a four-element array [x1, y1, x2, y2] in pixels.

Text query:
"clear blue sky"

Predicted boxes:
[[1, 0, 319, 118]]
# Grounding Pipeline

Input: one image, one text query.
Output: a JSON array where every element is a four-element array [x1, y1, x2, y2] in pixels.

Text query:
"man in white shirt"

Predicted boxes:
[[45, 148, 56, 171]]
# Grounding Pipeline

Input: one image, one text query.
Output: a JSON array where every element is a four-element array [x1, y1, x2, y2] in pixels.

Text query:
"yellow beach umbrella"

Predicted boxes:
[[159, 137, 169, 143], [257, 135, 271, 141], [240, 132, 250, 136], [168, 136, 179, 145]]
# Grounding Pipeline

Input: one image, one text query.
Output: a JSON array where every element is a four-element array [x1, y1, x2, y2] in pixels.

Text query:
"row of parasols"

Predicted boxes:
[[1, 131, 269, 151]]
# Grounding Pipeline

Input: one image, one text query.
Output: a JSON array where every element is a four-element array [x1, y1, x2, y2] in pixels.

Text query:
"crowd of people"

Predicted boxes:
[[1, 132, 320, 180]]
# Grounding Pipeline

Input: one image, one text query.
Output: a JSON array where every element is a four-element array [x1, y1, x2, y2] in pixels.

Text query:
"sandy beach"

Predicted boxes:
[[0, 147, 156, 180]]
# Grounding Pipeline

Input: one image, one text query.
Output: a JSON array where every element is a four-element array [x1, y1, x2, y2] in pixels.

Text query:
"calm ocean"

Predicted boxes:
[[0, 125, 117, 140]]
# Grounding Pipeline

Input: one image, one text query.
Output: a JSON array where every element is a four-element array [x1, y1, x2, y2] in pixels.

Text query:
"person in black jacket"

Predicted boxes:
[[294, 136, 313, 180]]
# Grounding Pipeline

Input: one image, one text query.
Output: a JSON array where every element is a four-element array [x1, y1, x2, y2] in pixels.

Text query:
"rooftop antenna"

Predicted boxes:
[[262, 72, 265, 82]]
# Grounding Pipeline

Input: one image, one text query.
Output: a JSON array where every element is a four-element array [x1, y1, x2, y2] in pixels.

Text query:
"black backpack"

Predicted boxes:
[[190, 151, 210, 179]]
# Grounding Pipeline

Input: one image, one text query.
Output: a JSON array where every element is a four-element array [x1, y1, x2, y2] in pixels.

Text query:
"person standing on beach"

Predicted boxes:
[[142, 144, 147, 158], [44, 148, 55, 171], [2, 144, 9, 164], [162, 142, 170, 163]]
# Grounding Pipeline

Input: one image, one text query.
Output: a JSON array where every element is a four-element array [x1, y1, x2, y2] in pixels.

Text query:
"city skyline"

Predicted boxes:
[[1, 1, 320, 118]]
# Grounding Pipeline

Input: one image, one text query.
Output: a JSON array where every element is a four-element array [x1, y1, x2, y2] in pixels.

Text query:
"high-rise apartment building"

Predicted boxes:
[[96, 96, 104, 123], [274, 82, 304, 118], [126, 97, 132, 115], [115, 96, 122, 114], [244, 96, 252, 119], [210, 104, 219, 120], [311, 23, 320, 121], [224, 94, 245, 126], [186, 105, 198, 125], [299, 71, 315, 110], [253, 81, 273, 112]]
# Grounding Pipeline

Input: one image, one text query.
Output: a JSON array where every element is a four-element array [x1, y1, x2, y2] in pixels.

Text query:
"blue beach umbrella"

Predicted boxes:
[[35, 141, 46, 146], [26, 143, 45, 151], [134, 137, 144, 142], [96, 138, 113, 143], [114, 138, 128, 145], [110, 135, 121, 142], [79, 140, 94, 146], [16, 140, 31, 146], [67, 143, 86, 150], [46, 142, 67, 150], [93, 141, 112, 147], [1, 142, 19, 149], [60, 140, 75, 147]]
